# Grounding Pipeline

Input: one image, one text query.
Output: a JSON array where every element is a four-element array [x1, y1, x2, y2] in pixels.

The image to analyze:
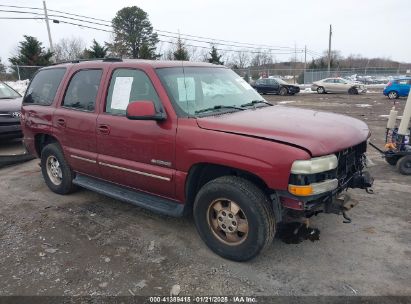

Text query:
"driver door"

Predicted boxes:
[[96, 67, 176, 198]]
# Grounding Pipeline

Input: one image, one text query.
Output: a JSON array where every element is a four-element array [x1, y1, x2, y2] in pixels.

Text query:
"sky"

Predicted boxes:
[[0, 0, 410, 65]]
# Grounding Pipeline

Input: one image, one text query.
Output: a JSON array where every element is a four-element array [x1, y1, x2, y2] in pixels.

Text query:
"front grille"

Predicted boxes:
[[336, 141, 367, 188]]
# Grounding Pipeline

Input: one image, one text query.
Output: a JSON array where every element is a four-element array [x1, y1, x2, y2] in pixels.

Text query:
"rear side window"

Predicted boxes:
[[63, 69, 102, 111], [23, 68, 66, 105], [105, 69, 160, 116]]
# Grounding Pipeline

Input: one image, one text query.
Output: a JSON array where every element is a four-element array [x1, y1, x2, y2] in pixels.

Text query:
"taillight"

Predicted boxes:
[[387, 81, 392, 86]]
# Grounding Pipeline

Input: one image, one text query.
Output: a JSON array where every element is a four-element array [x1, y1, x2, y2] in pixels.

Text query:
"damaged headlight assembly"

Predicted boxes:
[[288, 154, 338, 196]]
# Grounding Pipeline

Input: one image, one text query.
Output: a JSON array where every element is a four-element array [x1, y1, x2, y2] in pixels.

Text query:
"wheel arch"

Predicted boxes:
[[183, 162, 272, 216], [34, 133, 60, 156]]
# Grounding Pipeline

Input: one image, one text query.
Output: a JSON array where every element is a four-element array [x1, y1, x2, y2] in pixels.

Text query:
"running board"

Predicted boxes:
[[73, 174, 184, 217]]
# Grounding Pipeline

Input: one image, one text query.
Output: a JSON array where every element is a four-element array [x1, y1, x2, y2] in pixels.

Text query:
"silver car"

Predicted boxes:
[[0, 82, 23, 139], [311, 78, 367, 94]]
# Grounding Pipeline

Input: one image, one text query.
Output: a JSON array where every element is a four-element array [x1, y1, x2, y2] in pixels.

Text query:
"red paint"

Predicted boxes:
[[126, 101, 156, 118], [280, 197, 304, 210], [21, 60, 370, 207]]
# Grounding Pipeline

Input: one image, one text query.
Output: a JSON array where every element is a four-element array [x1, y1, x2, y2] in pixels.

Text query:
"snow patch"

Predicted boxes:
[[5, 80, 29, 96], [277, 100, 296, 104], [355, 104, 372, 108]]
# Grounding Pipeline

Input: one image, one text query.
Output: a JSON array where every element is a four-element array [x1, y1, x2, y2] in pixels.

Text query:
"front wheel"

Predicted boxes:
[[348, 87, 358, 95], [193, 176, 275, 261], [397, 155, 411, 175], [279, 87, 288, 96], [317, 86, 325, 94], [388, 91, 399, 99], [41, 143, 77, 194]]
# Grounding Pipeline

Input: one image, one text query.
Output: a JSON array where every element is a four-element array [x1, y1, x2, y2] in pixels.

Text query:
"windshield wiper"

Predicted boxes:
[[195, 105, 245, 114], [240, 100, 272, 108]]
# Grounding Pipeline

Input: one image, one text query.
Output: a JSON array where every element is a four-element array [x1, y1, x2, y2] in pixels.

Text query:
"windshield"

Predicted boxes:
[[156, 67, 264, 116], [273, 78, 288, 85], [0, 82, 21, 99]]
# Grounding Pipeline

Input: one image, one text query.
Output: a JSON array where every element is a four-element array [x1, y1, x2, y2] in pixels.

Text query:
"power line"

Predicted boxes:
[[0, 4, 321, 56], [0, 4, 312, 53]]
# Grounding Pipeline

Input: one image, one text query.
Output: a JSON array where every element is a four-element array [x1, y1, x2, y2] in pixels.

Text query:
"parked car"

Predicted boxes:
[[311, 77, 367, 94], [383, 78, 411, 99], [0, 81, 23, 139], [252, 78, 300, 95], [21, 59, 373, 261]]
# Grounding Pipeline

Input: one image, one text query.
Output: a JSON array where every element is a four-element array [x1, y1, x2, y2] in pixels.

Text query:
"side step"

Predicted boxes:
[[73, 174, 184, 217]]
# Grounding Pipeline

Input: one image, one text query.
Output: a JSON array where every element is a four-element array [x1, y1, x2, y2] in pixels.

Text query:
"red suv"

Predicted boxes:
[[21, 59, 373, 261]]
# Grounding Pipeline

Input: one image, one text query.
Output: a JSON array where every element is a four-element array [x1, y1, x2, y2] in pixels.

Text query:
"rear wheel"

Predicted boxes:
[[317, 86, 325, 94], [279, 87, 288, 96], [193, 176, 275, 261], [388, 91, 399, 99], [41, 143, 76, 194], [397, 155, 411, 175]]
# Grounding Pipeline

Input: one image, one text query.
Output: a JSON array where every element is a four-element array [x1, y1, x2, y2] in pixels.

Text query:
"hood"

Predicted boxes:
[[196, 106, 370, 156], [0, 97, 23, 112]]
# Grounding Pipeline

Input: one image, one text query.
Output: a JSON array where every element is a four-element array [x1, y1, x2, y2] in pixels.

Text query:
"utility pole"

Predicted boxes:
[[293, 43, 297, 84], [43, 1, 54, 57], [304, 45, 307, 85], [327, 24, 332, 76]]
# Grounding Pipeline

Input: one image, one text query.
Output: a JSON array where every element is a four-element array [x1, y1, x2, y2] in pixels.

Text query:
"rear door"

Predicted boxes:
[[398, 79, 409, 96], [96, 67, 176, 198], [53, 67, 105, 177]]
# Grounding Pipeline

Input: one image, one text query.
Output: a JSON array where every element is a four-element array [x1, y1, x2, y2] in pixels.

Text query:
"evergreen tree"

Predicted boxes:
[[0, 58, 5, 73], [9, 35, 53, 66], [84, 39, 108, 58], [173, 37, 189, 61], [9, 35, 53, 79], [109, 6, 159, 59], [207, 46, 224, 65]]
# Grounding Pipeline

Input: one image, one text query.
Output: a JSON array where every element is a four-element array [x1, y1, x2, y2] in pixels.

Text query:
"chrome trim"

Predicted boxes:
[[70, 155, 96, 164], [99, 162, 171, 181]]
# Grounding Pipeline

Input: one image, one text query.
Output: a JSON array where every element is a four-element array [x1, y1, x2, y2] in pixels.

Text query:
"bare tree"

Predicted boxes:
[[54, 37, 86, 62]]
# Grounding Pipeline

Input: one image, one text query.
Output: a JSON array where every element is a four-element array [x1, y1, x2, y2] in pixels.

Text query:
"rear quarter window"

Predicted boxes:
[[23, 68, 66, 105]]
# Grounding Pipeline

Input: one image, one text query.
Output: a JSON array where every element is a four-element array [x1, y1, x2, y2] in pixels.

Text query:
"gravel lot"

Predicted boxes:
[[0, 92, 410, 296]]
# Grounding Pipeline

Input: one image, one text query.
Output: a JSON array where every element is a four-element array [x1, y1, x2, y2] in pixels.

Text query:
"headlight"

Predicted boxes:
[[291, 154, 338, 174]]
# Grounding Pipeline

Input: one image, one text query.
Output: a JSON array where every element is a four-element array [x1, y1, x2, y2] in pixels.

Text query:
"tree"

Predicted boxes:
[[109, 6, 159, 59], [84, 39, 108, 58], [54, 37, 86, 62], [9, 36, 53, 79], [173, 37, 189, 61], [0, 58, 5, 73], [207, 45, 224, 65], [9, 35, 53, 66]]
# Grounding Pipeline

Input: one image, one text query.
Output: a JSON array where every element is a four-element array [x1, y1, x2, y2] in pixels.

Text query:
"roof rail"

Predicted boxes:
[[53, 57, 123, 65]]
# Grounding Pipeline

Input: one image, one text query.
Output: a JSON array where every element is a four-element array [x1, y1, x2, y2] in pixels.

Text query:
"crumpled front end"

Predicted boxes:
[[279, 141, 374, 223]]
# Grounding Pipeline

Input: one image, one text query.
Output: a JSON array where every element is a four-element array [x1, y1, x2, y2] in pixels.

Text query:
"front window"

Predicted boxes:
[[0, 82, 21, 99], [156, 67, 264, 116]]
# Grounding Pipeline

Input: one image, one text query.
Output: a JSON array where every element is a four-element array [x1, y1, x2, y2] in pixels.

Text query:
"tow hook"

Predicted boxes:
[[342, 210, 352, 224], [326, 193, 359, 223]]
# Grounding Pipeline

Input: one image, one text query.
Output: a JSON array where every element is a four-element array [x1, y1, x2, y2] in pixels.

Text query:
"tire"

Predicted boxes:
[[193, 176, 275, 262], [317, 86, 325, 94], [397, 155, 411, 175], [41, 143, 76, 194], [348, 87, 358, 95], [385, 156, 399, 166], [388, 91, 399, 99], [279, 87, 288, 96]]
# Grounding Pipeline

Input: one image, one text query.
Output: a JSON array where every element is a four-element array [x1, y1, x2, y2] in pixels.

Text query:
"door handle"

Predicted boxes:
[[97, 124, 110, 135], [56, 118, 66, 127]]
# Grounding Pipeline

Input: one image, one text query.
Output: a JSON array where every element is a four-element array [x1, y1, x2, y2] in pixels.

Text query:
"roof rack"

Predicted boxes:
[[53, 57, 123, 65]]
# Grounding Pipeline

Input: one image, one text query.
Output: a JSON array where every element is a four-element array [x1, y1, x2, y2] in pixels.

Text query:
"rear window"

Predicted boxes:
[[23, 68, 66, 105]]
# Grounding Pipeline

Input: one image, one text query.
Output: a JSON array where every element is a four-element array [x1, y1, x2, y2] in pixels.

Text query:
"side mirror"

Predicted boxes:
[[126, 101, 166, 121]]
